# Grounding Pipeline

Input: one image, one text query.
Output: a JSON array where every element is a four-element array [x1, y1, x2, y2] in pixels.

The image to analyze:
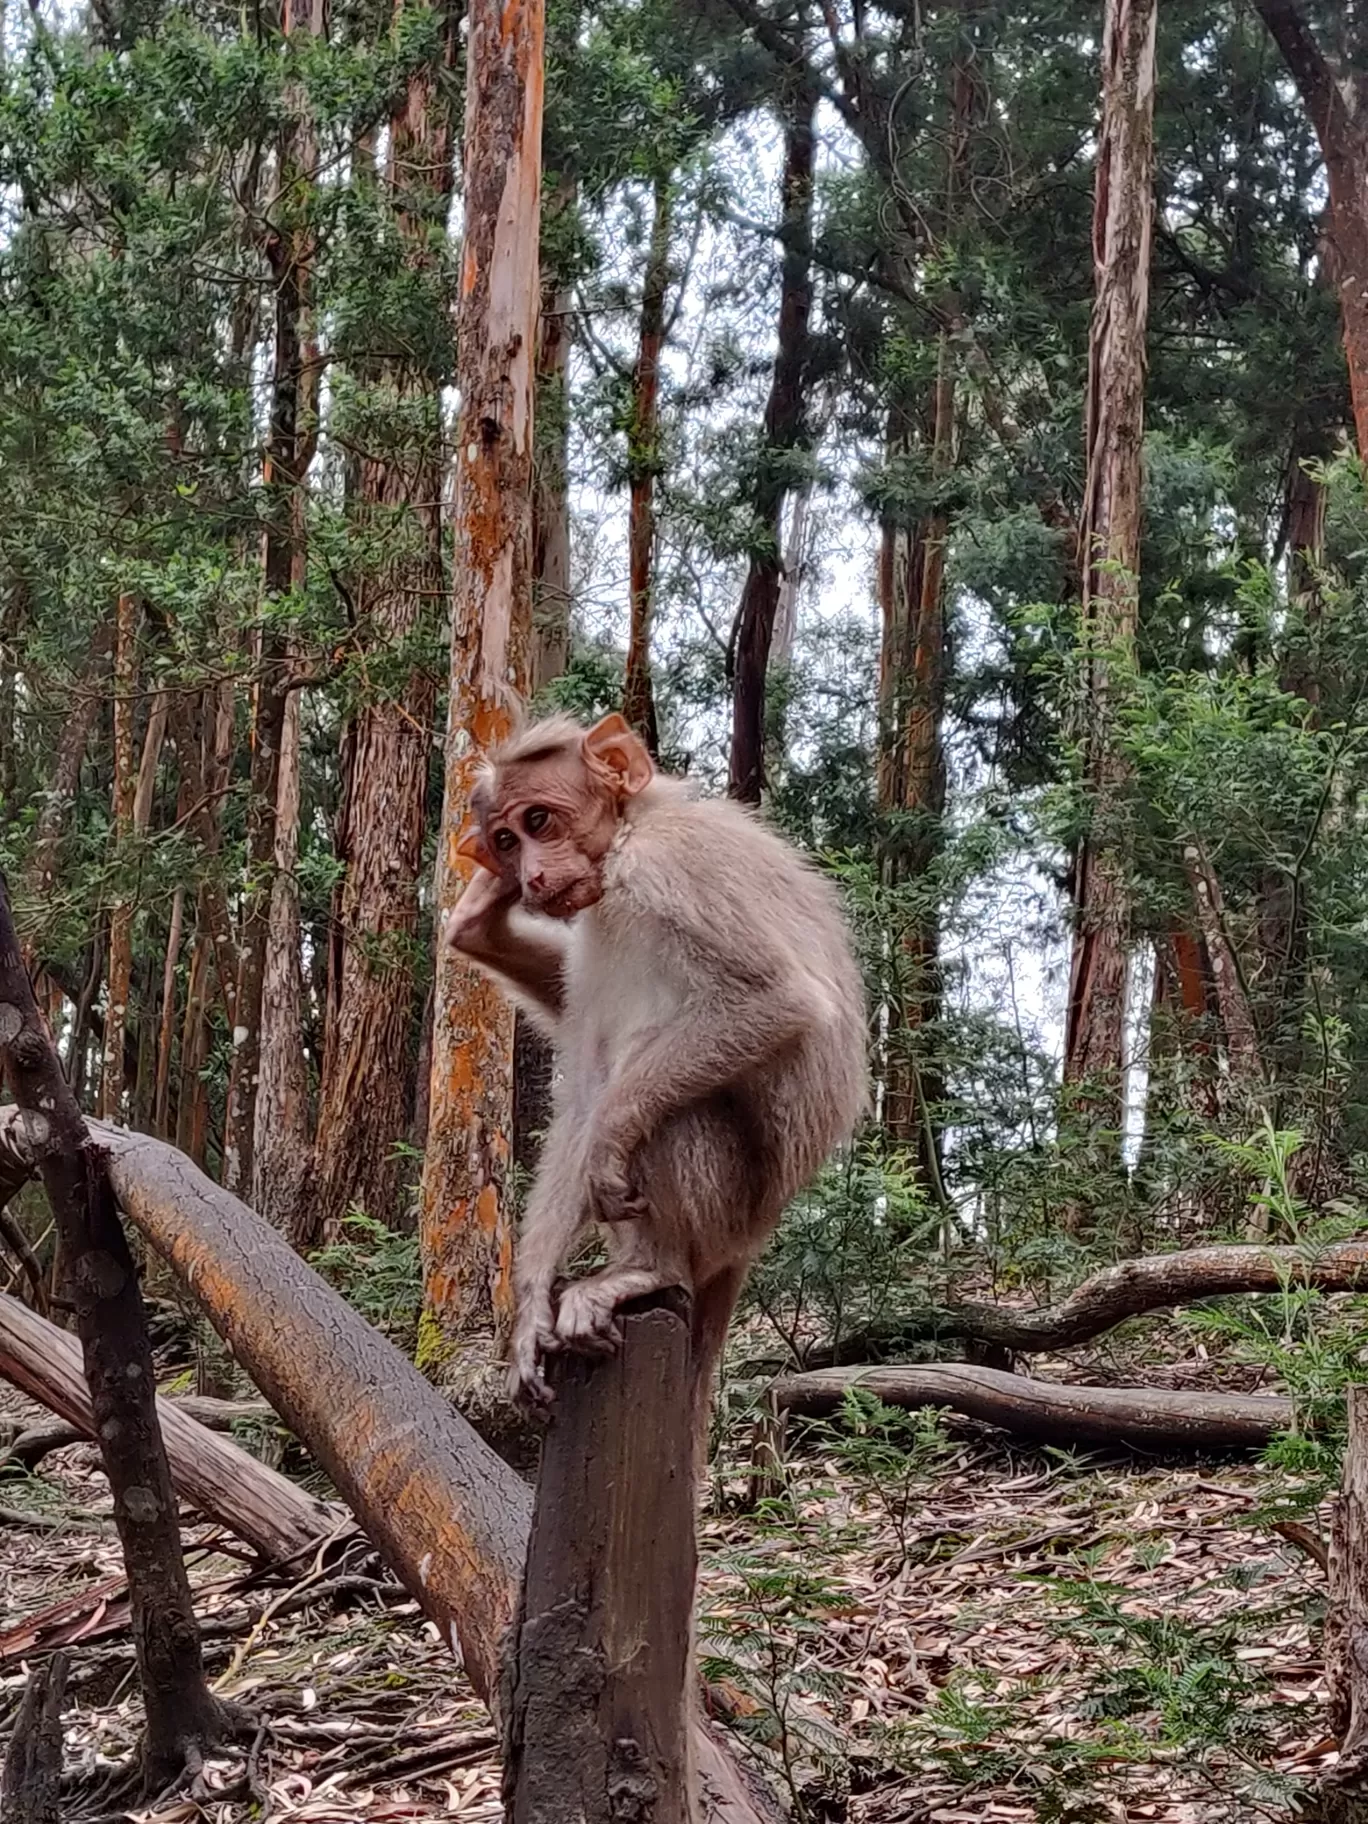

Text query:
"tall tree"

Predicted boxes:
[[622, 173, 671, 753], [311, 0, 458, 1245], [728, 71, 816, 804], [222, 0, 322, 1198], [100, 592, 139, 1120], [419, 0, 543, 1403], [1061, 0, 1158, 1144], [1255, 3, 1368, 460]]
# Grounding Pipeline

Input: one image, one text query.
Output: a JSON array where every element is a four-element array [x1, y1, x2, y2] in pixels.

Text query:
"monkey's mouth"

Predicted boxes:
[[527, 880, 601, 919]]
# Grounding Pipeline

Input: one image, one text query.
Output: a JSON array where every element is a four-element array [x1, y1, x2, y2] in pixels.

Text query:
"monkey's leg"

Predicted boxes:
[[507, 1116, 592, 1406], [688, 1262, 748, 1475]]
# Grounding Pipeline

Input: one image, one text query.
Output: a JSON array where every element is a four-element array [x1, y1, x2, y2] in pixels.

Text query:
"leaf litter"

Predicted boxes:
[[0, 1362, 1336, 1823]]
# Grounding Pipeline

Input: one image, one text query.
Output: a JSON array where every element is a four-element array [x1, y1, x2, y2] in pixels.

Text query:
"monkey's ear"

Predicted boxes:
[[456, 821, 494, 870], [584, 713, 654, 798]]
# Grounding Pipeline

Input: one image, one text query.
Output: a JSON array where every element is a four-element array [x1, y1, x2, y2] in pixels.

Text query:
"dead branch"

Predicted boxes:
[[810, 1239, 1368, 1365]]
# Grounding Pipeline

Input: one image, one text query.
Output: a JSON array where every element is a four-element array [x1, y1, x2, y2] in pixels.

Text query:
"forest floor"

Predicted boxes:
[[0, 1336, 1329, 1824]]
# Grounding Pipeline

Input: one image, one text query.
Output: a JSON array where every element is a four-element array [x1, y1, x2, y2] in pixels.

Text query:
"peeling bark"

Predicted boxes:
[[1254, 3, 1368, 462], [419, 0, 542, 1393], [223, 0, 323, 1197], [255, 685, 313, 1231], [1323, 1384, 1368, 1819]]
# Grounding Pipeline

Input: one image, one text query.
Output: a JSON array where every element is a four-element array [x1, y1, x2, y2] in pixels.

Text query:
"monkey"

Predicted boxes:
[[444, 710, 868, 1434]]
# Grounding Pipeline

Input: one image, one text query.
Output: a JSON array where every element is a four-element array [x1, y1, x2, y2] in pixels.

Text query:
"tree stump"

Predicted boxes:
[[503, 1292, 697, 1824], [1323, 1385, 1368, 1821], [1, 1651, 67, 1824]]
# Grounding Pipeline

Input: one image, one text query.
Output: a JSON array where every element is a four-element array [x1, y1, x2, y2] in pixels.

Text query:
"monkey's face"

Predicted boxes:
[[477, 753, 622, 919]]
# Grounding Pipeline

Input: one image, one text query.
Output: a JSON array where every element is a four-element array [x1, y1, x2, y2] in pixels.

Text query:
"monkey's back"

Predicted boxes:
[[574, 777, 868, 1233]]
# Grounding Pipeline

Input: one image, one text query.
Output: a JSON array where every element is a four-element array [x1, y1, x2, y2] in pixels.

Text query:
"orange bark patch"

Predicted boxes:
[[475, 1181, 499, 1235]]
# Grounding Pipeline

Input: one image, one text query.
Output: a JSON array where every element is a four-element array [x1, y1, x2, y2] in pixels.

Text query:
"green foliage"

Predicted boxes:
[[311, 1211, 421, 1355]]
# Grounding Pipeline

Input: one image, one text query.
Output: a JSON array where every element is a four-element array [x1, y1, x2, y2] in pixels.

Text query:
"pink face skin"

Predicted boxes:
[[477, 755, 621, 919]]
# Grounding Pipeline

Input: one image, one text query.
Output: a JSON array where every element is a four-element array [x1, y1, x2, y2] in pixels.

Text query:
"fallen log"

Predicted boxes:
[[811, 1238, 1368, 1364], [0, 1291, 328, 1560], [4, 1397, 274, 1471], [30, 1118, 779, 1824], [771, 1363, 1295, 1451]]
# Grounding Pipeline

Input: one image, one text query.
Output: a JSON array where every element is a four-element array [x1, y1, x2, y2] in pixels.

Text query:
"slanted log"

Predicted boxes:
[[809, 1239, 1368, 1365], [27, 1120, 779, 1824], [0, 1650, 66, 1824], [772, 1363, 1294, 1452], [504, 1296, 696, 1824], [0, 1290, 333, 1560]]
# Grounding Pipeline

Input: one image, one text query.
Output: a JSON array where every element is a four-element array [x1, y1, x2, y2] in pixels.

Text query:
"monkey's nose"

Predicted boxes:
[[525, 870, 546, 894]]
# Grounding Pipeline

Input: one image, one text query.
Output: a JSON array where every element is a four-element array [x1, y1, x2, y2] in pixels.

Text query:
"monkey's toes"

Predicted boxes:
[[553, 1285, 623, 1354]]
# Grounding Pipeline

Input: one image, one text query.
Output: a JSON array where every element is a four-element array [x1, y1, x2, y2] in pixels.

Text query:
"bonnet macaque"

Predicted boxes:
[[445, 712, 867, 1430]]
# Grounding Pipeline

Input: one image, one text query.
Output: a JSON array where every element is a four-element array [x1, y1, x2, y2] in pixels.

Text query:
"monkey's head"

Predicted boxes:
[[459, 712, 655, 918]]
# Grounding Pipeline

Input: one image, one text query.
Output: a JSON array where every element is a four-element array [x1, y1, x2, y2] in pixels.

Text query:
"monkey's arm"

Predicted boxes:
[[445, 876, 570, 1023]]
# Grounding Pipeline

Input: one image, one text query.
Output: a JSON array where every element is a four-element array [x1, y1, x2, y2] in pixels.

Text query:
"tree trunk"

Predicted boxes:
[[1323, 1384, 1368, 1819], [729, 82, 815, 804], [418, 0, 542, 1407], [1061, 0, 1158, 1144], [1254, 3, 1368, 462], [223, 0, 322, 1197], [20, 618, 113, 964], [153, 883, 184, 1137], [531, 178, 576, 696], [100, 592, 139, 1120], [503, 1296, 696, 1824], [804, 1233, 1368, 1363], [312, 1, 455, 1245], [876, 358, 953, 1192], [515, 190, 578, 1175], [255, 685, 313, 1230], [0, 883, 247, 1789], [622, 175, 671, 754]]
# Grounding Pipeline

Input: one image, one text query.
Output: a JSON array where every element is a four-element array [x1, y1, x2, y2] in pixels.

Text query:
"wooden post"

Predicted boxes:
[[1324, 1384, 1368, 1820], [503, 1293, 697, 1824]]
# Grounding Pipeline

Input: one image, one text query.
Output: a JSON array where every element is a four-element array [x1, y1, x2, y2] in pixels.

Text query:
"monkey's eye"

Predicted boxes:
[[523, 806, 551, 835], [491, 828, 518, 854]]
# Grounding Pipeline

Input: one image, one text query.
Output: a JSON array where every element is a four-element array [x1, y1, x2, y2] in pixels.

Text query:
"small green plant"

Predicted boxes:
[[815, 1390, 956, 1569], [311, 1210, 421, 1354], [698, 1543, 852, 1821]]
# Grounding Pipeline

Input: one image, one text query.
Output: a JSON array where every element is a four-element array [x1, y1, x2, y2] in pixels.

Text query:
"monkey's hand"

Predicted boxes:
[[506, 1296, 559, 1409], [584, 1144, 650, 1225], [444, 866, 519, 955]]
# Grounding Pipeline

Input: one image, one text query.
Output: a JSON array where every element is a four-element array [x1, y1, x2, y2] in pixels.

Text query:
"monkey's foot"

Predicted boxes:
[[553, 1280, 624, 1355], [506, 1307, 559, 1408]]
